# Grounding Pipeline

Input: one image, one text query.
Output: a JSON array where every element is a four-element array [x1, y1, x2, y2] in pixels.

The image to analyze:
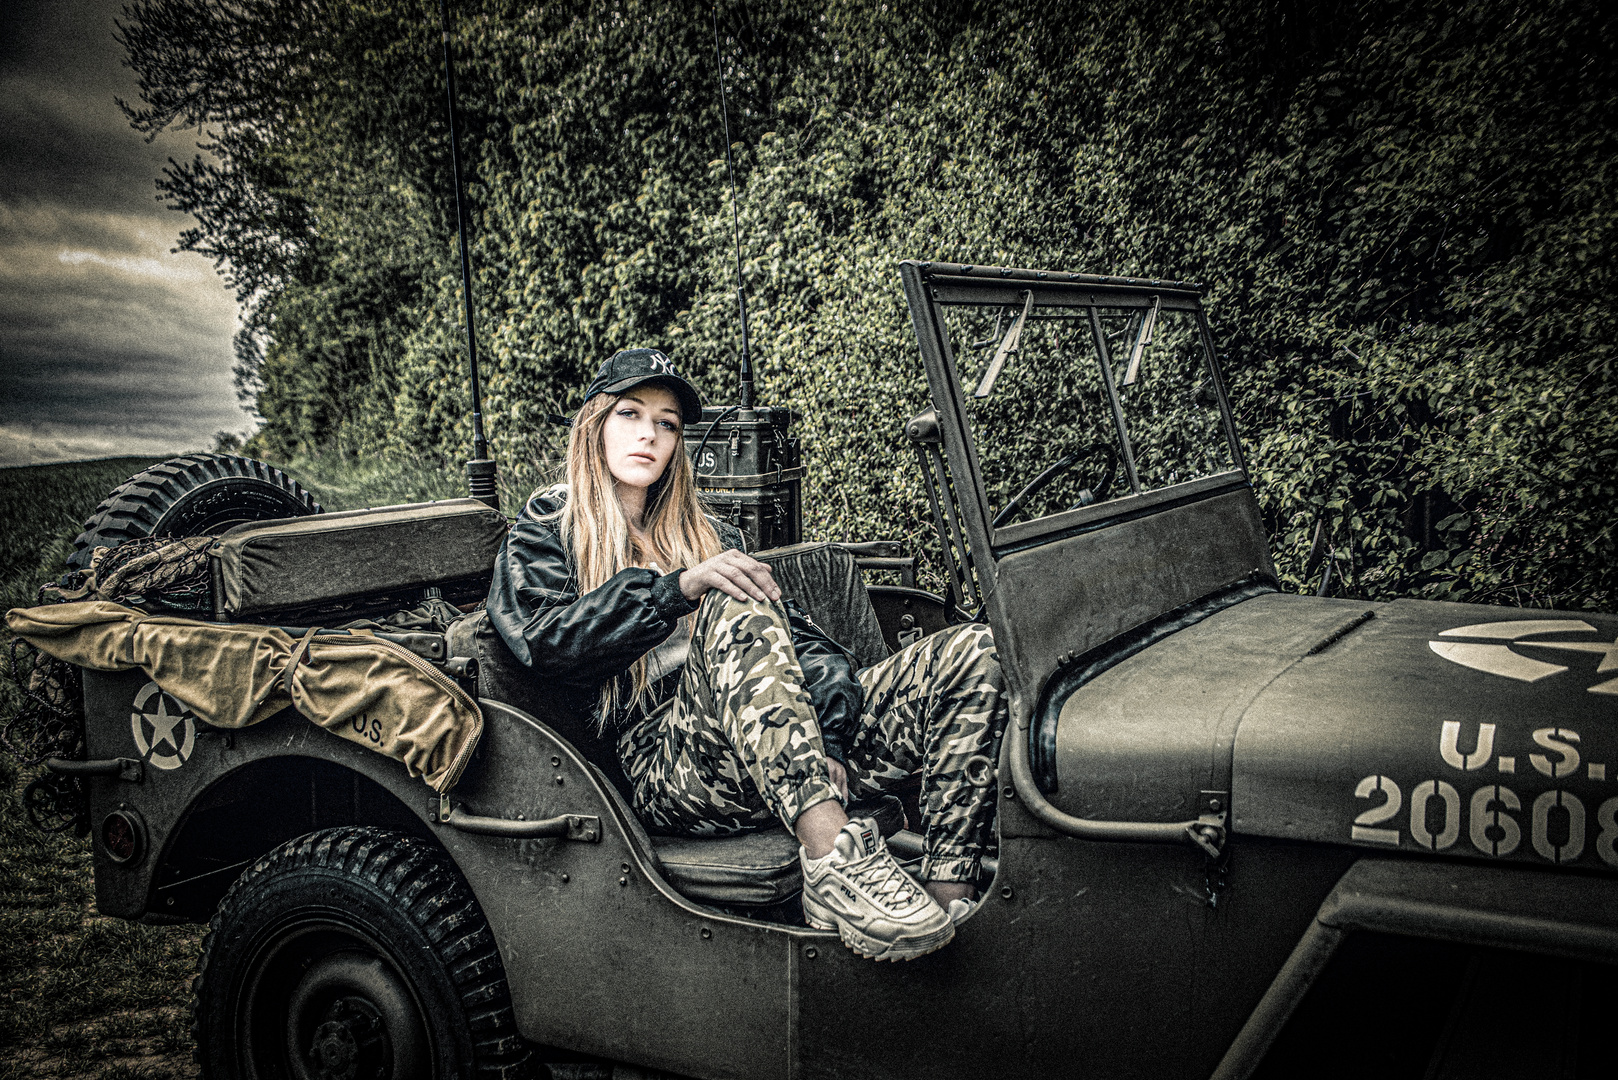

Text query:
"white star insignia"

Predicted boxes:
[[144, 695, 184, 750], [1430, 620, 1618, 695], [1519, 634, 1618, 694]]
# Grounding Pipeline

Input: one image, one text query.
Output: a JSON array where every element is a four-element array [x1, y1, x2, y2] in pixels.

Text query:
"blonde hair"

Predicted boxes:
[[557, 391, 722, 722]]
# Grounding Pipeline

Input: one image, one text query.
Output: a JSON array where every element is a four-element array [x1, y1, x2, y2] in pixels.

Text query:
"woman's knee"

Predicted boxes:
[[694, 590, 787, 641], [932, 622, 999, 676]]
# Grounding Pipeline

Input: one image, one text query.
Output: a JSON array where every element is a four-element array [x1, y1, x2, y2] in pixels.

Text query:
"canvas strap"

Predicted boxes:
[[283, 626, 321, 699]]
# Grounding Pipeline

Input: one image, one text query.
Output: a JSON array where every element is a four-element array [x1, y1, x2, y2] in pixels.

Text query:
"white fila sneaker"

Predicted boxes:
[[801, 817, 955, 961]]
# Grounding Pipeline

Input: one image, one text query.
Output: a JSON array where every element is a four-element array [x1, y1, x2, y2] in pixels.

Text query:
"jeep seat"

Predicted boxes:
[[755, 542, 890, 668], [472, 541, 896, 907], [649, 830, 805, 906], [647, 793, 907, 906]]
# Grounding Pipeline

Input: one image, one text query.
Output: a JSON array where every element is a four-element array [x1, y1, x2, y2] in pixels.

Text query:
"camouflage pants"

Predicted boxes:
[[617, 593, 1004, 882]]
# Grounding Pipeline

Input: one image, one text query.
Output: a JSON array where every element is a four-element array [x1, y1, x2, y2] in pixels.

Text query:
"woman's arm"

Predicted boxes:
[[486, 514, 695, 686]]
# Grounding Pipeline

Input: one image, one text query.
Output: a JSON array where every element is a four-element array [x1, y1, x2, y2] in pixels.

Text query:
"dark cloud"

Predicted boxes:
[[0, 0, 183, 214], [0, 0, 248, 466], [0, 94, 180, 218]]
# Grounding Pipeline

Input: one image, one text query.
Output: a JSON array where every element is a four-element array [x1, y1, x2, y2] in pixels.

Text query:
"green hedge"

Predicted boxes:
[[125, 0, 1617, 608]]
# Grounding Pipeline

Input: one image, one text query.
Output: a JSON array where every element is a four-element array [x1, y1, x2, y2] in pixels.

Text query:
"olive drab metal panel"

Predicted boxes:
[[793, 832, 1358, 1080], [995, 480, 1274, 711], [438, 701, 808, 1080], [78, 666, 466, 920], [1042, 593, 1375, 824], [1233, 599, 1618, 870]]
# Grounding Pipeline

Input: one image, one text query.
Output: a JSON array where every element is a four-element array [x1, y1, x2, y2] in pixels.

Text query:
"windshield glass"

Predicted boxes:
[[940, 296, 1238, 531], [1093, 305, 1235, 491]]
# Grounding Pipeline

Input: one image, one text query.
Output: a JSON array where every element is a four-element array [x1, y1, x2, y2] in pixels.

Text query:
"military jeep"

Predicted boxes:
[[22, 261, 1617, 1080]]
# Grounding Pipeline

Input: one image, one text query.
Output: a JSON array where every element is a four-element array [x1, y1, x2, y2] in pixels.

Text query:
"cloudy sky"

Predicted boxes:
[[0, 0, 247, 466]]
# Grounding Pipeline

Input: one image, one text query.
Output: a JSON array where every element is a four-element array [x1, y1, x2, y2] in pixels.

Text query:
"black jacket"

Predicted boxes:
[[486, 487, 863, 762]]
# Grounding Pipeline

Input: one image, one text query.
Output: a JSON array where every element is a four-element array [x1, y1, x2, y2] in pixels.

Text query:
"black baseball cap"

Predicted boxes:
[[581, 348, 703, 425]]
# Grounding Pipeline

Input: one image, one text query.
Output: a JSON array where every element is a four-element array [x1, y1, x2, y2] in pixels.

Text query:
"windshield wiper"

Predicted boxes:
[[1120, 294, 1160, 387], [968, 308, 1005, 352], [973, 290, 1035, 398]]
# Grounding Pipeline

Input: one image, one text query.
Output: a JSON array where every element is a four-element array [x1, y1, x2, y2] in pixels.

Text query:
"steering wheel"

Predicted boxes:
[[991, 444, 1119, 529]]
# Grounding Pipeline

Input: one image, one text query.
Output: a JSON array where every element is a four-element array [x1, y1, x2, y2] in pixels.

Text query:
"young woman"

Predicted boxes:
[[487, 348, 1005, 961]]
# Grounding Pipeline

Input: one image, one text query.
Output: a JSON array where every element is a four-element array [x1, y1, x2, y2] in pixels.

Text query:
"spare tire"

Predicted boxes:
[[69, 453, 322, 569]]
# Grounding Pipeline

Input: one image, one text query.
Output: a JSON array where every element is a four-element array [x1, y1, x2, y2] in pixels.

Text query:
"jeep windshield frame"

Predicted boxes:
[[899, 260, 1248, 571]]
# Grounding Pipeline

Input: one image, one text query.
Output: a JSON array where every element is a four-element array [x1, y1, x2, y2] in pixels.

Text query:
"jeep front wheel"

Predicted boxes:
[[192, 827, 530, 1080]]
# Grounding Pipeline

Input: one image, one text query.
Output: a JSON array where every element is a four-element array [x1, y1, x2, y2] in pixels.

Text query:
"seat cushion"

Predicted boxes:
[[650, 794, 907, 906], [755, 542, 890, 668], [651, 829, 803, 906]]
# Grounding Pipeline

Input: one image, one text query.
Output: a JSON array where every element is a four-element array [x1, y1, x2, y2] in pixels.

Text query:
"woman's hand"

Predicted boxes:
[[826, 757, 850, 804], [679, 549, 781, 603]]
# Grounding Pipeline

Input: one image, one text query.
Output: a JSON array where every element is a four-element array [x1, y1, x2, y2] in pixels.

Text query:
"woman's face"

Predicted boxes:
[[600, 385, 683, 492]]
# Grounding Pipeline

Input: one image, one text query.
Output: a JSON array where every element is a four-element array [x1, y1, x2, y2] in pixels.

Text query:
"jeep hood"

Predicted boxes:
[[1043, 593, 1618, 873]]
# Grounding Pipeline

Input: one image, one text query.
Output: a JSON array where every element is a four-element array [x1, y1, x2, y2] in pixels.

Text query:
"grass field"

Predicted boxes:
[[2, 457, 195, 1080], [0, 453, 462, 1080], [274, 447, 555, 516]]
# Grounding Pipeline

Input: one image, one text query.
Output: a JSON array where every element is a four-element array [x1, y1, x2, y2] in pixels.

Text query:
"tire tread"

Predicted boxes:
[[70, 452, 320, 569], [191, 827, 530, 1079]]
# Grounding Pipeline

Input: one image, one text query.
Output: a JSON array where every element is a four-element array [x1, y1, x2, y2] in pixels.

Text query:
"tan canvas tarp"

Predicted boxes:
[[6, 601, 481, 792]]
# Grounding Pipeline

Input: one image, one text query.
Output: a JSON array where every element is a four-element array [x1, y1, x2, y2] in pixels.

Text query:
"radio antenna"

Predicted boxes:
[[712, 5, 754, 411], [439, 0, 498, 509]]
